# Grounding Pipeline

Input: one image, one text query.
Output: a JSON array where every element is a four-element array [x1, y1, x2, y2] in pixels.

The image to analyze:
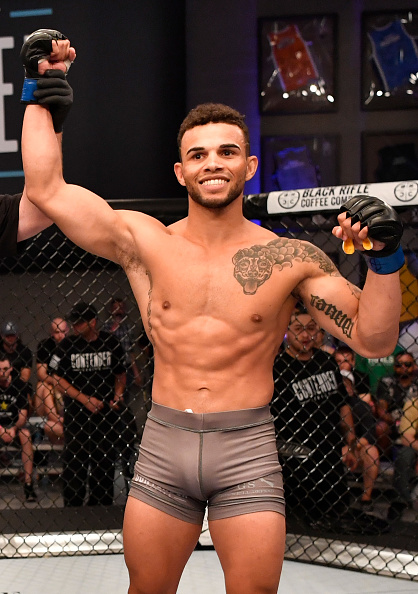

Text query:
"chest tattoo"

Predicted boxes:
[[232, 237, 339, 295]]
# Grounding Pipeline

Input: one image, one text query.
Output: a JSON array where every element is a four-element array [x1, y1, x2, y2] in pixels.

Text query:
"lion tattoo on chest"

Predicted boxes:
[[232, 238, 337, 295]]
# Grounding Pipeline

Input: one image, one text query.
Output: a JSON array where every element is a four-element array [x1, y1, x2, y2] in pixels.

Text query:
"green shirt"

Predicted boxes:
[[355, 344, 404, 395]]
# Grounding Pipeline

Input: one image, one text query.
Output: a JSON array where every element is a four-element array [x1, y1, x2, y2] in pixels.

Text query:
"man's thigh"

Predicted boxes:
[[209, 510, 285, 594], [123, 497, 202, 594]]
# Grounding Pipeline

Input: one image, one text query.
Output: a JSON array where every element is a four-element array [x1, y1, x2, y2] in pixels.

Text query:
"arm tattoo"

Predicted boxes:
[[310, 294, 354, 338], [346, 280, 361, 300], [232, 237, 340, 295]]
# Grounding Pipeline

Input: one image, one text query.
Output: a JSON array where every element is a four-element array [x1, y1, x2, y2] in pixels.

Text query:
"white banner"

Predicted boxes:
[[263, 180, 418, 215]]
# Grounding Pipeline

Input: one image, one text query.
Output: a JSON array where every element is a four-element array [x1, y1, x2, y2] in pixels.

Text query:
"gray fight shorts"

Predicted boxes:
[[129, 402, 285, 524]]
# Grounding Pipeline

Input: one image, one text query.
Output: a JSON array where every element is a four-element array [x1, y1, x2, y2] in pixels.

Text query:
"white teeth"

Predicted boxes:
[[202, 179, 226, 185]]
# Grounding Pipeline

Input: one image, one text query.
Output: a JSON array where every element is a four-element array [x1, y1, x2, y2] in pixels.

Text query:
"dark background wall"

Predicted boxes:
[[0, 0, 186, 199]]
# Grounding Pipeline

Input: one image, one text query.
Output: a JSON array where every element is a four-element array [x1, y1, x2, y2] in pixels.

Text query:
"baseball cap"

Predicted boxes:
[[69, 302, 97, 324], [1, 321, 18, 336]]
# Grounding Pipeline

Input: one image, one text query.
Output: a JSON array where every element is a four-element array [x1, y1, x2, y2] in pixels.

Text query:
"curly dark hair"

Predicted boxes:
[[177, 103, 250, 158]]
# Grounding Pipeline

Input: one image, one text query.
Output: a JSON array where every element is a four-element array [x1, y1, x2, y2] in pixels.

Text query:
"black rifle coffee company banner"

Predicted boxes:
[[0, 1, 186, 199]]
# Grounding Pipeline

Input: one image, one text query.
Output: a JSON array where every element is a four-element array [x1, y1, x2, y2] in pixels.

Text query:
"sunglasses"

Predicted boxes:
[[395, 361, 414, 369]]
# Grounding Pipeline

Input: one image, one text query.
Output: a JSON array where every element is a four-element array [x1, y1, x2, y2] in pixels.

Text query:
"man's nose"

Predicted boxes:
[[205, 153, 223, 170]]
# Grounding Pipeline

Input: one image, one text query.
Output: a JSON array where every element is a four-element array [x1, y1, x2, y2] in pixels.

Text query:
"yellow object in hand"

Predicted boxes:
[[362, 237, 374, 250], [342, 238, 355, 254], [342, 237, 374, 254]]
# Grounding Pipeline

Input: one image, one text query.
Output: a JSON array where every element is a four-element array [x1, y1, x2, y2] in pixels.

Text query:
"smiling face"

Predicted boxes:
[[174, 122, 257, 210]]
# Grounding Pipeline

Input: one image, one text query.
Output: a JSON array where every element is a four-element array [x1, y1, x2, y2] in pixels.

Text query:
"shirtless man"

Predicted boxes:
[[20, 31, 403, 594]]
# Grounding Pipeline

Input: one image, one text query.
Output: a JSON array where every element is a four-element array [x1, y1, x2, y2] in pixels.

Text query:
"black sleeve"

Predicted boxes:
[[0, 194, 22, 257], [21, 346, 33, 369], [109, 334, 128, 375], [17, 381, 33, 412]]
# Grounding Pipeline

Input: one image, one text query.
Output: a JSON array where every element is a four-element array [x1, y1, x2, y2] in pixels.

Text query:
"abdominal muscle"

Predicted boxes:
[[149, 314, 283, 413]]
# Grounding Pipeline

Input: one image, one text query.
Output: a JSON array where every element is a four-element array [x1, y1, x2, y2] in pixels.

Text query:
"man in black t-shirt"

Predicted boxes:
[[0, 192, 52, 257], [35, 317, 69, 443], [49, 302, 126, 506], [0, 321, 33, 383], [0, 355, 36, 502], [272, 306, 359, 523]]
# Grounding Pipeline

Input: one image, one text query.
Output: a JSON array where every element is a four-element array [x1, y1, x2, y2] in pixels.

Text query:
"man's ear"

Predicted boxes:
[[245, 155, 258, 181], [174, 162, 186, 186]]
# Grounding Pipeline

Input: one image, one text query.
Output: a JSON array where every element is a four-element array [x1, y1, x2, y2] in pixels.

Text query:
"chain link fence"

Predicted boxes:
[[0, 197, 416, 580]]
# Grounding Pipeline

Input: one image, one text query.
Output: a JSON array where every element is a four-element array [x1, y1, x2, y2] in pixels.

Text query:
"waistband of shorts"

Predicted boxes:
[[148, 402, 274, 432]]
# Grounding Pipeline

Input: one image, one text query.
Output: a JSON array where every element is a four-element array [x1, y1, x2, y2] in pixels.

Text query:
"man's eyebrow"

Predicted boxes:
[[186, 146, 204, 155], [186, 143, 241, 155], [220, 143, 241, 150]]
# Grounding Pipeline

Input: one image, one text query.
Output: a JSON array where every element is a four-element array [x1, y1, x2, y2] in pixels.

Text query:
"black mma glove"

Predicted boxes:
[[33, 69, 73, 133], [340, 195, 404, 274], [20, 29, 73, 132]]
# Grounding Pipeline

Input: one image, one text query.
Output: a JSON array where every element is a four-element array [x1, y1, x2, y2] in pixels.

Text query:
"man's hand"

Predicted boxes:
[[342, 441, 361, 472], [110, 396, 124, 410], [332, 195, 403, 256], [333, 195, 404, 274], [21, 29, 75, 78], [0, 425, 16, 443], [37, 38, 76, 75], [84, 396, 104, 414], [21, 30, 76, 114]]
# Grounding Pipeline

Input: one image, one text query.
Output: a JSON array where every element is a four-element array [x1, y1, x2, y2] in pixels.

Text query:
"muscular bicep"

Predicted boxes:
[[294, 249, 362, 345], [38, 183, 132, 263]]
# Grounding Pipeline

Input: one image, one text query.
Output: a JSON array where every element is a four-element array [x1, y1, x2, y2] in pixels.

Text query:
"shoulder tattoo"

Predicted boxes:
[[232, 237, 340, 295]]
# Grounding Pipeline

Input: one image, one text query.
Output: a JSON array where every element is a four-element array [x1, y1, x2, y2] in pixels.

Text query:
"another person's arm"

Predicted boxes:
[[340, 403, 359, 470], [17, 188, 52, 241], [53, 374, 104, 414], [110, 372, 127, 409]]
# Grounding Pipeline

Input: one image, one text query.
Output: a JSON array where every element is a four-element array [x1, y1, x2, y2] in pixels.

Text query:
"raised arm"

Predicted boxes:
[[22, 103, 130, 262], [295, 196, 403, 358], [20, 30, 136, 263]]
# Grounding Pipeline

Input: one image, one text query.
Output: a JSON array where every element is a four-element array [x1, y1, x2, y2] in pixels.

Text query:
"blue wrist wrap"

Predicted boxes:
[[364, 245, 405, 274], [21, 78, 38, 103]]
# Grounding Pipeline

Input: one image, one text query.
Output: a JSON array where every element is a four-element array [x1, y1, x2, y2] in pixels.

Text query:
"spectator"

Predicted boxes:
[[0, 321, 33, 384], [313, 328, 336, 355], [272, 306, 362, 524], [103, 297, 141, 387], [355, 344, 404, 397], [34, 317, 69, 443], [0, 355, 37, 502], [376, 351, 418, 459], [335, 346, 371, 398], [388, 395, 418, 520], [337, 367, 380, 510], [335, 345, 391, 458], [103, 297, 140, 488], [49, 302, 127, 506]]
